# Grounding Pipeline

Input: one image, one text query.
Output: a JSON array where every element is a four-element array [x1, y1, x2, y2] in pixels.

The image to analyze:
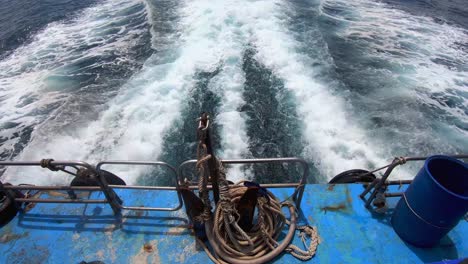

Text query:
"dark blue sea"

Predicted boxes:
[[0, 0, 466, 185]]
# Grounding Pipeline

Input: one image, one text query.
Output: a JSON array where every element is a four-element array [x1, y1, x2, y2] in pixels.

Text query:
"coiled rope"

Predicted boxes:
[[195, 126, 319, 263]]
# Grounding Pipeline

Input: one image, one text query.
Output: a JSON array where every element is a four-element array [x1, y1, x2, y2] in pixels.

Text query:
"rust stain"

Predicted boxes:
[[0, 232, 28, 243], [143, 243, 154, 253], [23, 191, 43, 212], [135, 207, 146, 217], [131, 240, 160, 264], [46, 191, 68, 197], [45, 190, 90, 198], [345, 187, 352, 204], [24, 202, 36, 212], [327, 184, 335, 191], [320, 203, 347, 213]]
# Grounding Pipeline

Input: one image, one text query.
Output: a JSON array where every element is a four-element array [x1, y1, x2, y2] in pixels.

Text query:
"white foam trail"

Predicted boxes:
[[189, 1, 254, 181], [210, 62, 252, 181], [209, 52, 251, 182], [239, 0, 393, 179], [0, 0, 149, 162], [6, 0, 435, 185], [3, 0, 253, 185]]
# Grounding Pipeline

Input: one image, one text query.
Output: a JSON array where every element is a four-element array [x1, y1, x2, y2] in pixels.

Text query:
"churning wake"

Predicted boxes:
[[319, 0, 467, 172], [0, 0, 466, 185]]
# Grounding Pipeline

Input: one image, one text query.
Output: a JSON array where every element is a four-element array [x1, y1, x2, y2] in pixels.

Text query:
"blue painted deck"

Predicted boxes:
[[0, 184, 466, 263]]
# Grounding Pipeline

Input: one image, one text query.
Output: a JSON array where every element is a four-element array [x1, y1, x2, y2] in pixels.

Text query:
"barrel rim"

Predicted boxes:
[[425, 155, 468, 200]]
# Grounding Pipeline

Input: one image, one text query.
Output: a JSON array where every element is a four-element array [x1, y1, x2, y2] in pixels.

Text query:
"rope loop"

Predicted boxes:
[[286, 225, 320, 261], [40, 159, 60, 171], [396, 156, 407, 165]]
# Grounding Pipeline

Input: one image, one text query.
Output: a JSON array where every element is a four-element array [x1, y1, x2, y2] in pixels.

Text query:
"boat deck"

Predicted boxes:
[[0, 184, 466, 263]]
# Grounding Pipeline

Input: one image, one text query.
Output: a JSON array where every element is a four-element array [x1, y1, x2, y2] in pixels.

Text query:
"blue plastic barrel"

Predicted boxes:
[[391, 155, 468, 247]]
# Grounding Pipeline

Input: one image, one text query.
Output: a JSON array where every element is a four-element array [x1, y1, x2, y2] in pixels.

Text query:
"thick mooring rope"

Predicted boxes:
[[194, 113, 318, 263], [195, 141, 318, 263], [286, 225, 319, 261], [205, 188, 298, 264]]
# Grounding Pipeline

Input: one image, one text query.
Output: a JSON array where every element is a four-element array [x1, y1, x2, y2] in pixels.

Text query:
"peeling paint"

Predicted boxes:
[[104, 230, 117, 263], [72, 233, 80, 241], [6, 245, 50, 263], [96, 250, 105, 259], [104, 223, 118, 232], [167, 225, 187, 236], [175, 240, 197, 263]]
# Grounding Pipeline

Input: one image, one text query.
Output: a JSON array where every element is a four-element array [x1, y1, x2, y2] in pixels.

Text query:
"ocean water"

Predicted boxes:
[[0, 0, 466, 185]]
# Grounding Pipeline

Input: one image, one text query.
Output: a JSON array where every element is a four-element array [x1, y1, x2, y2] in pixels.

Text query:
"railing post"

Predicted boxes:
[[294, 159, 309, 209], [92, 168, 122, 215]]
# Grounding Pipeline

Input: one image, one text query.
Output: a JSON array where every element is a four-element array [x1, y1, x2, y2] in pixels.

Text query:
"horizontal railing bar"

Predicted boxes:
[[0, 160, 93, 169], [182, 183, 299, 190], [5, 183, 299, 192], [4, 186, 101, 191], [119, 205, 182, 212], [223, 157, 309, 164], [384, 192, 403, 197], [179, 157, 309, 167], [405, 154, 468, 162], [16, 198, 107, 204], [96, 160, 175, 166], [385, 180, 412, 185], [109, 185, 178, 190]]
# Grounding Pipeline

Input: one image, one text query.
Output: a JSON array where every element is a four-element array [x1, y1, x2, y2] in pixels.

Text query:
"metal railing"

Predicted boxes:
[[0, 160, 122, 214], [96, 160, 183, 211], [0, 156, 309, 214], [0, 160, 181, 215], [179, 157, 309, 208], [360, 154, 468, 211]]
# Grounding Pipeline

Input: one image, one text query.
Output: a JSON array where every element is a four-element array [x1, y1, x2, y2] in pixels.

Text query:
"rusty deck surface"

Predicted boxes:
[[0, 184, 466, 263]]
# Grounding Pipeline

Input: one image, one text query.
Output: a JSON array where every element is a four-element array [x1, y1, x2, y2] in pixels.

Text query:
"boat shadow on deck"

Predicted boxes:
[[16, 205, 190, 236]]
